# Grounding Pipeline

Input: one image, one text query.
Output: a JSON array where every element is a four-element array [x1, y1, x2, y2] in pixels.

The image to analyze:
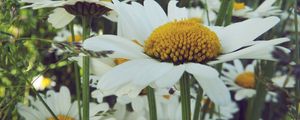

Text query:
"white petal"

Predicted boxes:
[[208, 38, 290, 65], [48, 8, 75, 28], [167, 0, 188, 20], [89, 103, 109, 116], [144, 0, 168, 28], [70, 56, 113, 76], [211, 16, 280, 53], [233, 59, 244, 73], [83, 35, 149, 59], [17, 104, 41, 120], [98, 59, 156, 90], [235, 89, 256, 101], [131, 60, 174, 86], [185, 63, 231, 105], [115, 1, 152, 44], [254, 0, 276, 13], [155, 65, 185, 88], [58, 86, 72, 115]]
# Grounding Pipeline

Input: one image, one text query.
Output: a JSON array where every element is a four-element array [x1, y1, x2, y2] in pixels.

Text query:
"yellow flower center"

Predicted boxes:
[[67, 35, 82, 43], [41, 77, 52, 89], [48, 115, 75, 120], [234, 2, 246, 10], [144, 18, 221, 65], [235, 72, 255, 88], [114, 58, 128, 65]]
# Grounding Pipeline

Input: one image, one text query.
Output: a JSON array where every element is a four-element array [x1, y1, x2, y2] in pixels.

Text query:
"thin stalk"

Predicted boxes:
[[82, 16, 91, 120], [294, 0, 300, 118], [180, 72, 191, 120], [193, 87, 203, 120], [23, 82, 30, 105], [204, 0, 210, 25], [224, 0, 234, 26], [215, 0, 231, 26], [69, 23, 82, 120], [146, 86, 157, 120], [246, 61, 273, 120]]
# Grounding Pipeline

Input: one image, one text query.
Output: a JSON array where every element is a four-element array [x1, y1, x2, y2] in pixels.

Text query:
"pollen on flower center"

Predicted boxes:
[[41, 77, 52, 88], [235, 72, 255, 88], [67, 35, 82, 43], [144, 18, 221, 65], [48, 115, 75, 120], [234, 2, 246, 10]]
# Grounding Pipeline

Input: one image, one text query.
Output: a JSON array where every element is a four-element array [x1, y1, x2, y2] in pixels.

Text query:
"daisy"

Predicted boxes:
[[17, 86, 109, 120], [21, 0, 113, 28], [232, 0, 282, 18], [31, 75, 56, 91], [82, 0, 289, 105], [221, 59, 292, 102]]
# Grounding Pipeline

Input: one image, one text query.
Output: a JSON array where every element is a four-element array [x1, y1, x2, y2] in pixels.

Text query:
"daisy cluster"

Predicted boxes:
[[9, 0, 299, 120]]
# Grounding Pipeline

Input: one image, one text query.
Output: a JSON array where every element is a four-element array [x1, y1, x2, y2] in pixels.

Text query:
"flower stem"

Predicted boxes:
[[193, 86, 203, 120], [293, 0, 300, 118], [69, 23, 82, 120], [82, 16, 91, 120], [215, 0, 231, 26], [147, 86, 157, 120], [180, 72, 191, 120]]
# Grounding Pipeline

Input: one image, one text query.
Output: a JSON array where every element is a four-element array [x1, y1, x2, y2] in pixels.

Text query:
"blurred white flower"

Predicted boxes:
[[17, 86, 110, 120], [221, 59, 292, 102], [233, 0, 282, 18], [31, 75, 56, 91]]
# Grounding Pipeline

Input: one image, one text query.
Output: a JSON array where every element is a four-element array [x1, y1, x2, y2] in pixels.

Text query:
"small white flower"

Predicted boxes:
[[233, 0, 282, 18], [31, 75, 56, 91], [221, 59, 291, 102], [17, 86, 109, 120]]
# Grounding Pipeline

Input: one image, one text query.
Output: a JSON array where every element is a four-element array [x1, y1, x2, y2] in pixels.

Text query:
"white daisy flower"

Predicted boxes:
[[221, 59, 289, 102], [31, 75, 56, 91], [21, 0, 113, 28], [232, 0, 282, 18], [82, 0, 289, 105], [17, 86, 109, 120]]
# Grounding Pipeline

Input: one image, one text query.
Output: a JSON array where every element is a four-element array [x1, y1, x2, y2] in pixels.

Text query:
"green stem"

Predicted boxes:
[[215, 0, 231, 26], [193, 87, 203, 120], [180, 72, 191, 120], [82, 16, 91, 120], [204, 0, 210, 26], [224, 0, 234, 26], [294, 0, 300, 118], [69, 23, 82, 120], [147, 86, 157, 120]]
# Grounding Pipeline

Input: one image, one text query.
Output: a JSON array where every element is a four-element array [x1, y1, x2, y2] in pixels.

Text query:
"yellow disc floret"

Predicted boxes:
[[67, 35, 82, 43], [234, 2, 246, 10], [144, 18, 221, 64], [41, 77, 52, 89], [235, 72, 255, 88], [48, 115, 75, 120]]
